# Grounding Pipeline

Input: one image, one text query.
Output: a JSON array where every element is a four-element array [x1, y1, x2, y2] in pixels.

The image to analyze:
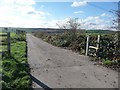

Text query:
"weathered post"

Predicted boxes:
[[7, 32, 11, 56], [86, 35, 89, 56]]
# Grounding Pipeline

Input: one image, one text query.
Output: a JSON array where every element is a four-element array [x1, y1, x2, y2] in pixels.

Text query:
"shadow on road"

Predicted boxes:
[[29, 74, 53, 90]]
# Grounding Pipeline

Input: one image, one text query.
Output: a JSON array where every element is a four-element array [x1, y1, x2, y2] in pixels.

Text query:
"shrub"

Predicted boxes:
[[103, 60, 114, 66]]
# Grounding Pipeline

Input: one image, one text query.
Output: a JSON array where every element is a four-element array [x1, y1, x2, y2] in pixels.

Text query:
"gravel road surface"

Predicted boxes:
[[27, 34, 118, 89]]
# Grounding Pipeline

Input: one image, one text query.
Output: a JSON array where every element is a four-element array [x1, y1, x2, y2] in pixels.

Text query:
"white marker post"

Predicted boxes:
[[86, 35, 89, 56], [96, 35, 100, 51]]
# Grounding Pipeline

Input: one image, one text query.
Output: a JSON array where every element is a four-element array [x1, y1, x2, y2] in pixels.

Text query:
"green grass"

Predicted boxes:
[[0, 45, 7, 52], [1, 33, 31, 89], [0, 32, 7, 34], [11, 41, 27, 63], [0, 35, 7, 39], [10, 33, 17, 38]]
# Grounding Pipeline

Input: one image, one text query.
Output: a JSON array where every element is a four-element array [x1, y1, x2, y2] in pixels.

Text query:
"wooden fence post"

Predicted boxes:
[[86, 35, 89, 56], [7, 32, 11, 56]]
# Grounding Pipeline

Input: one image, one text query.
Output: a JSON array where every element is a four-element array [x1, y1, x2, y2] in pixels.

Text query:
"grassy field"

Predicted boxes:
[[1, 32, 31, 89]]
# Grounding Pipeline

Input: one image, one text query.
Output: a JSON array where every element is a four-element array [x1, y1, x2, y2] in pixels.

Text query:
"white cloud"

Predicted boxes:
[[34, 0, 119, 2], [0, 0, 52, 28], [101, 13, 107, 17], [84, 16, 99, 22], [74, 11, 84, 14], [53, 16, 113, 30], [80, 16, 113, 30], [15, 0, 35, 6], [71, 1, 87, 7], [0, 0, 114, 30], [101, 13, 110, 17]]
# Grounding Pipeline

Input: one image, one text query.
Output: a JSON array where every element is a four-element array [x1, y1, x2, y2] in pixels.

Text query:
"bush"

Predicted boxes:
[[103, 60, 113, 65], [11, 32, 26, 43]]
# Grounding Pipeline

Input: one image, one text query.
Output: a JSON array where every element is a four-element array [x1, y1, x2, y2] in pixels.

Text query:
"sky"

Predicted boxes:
[[0, 0, 119, 30]]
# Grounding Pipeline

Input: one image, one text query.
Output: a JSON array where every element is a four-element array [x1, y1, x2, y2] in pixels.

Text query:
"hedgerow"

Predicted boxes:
[[33, 31, 120, 71]]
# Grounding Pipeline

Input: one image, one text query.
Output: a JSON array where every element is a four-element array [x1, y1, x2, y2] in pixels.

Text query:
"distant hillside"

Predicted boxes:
[[85, 30, 114, 34], [0, 27, 116, 34]]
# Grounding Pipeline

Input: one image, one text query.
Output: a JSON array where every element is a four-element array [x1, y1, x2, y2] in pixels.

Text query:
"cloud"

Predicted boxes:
[[34, 0, 119, 2], [80, 16, 113, 30], [101, 13, 110, 17], [0, 0, 51, 28], [74, 11, 84, 14], [71, 1, 87, 7], [15, 0, 35, 6], [27, 11, 36, 15], [53, 16, 113, 30], [0, 0, 114, 29]]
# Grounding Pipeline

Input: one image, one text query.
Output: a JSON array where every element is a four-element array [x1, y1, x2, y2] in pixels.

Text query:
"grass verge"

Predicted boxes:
[[1, 32, 31, 89]]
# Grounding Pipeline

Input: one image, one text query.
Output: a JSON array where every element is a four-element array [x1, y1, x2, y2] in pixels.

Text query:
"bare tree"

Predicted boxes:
[[110, 2, 120, 61], [56, 18, 81, 33], [67, 18, 81, 32]]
